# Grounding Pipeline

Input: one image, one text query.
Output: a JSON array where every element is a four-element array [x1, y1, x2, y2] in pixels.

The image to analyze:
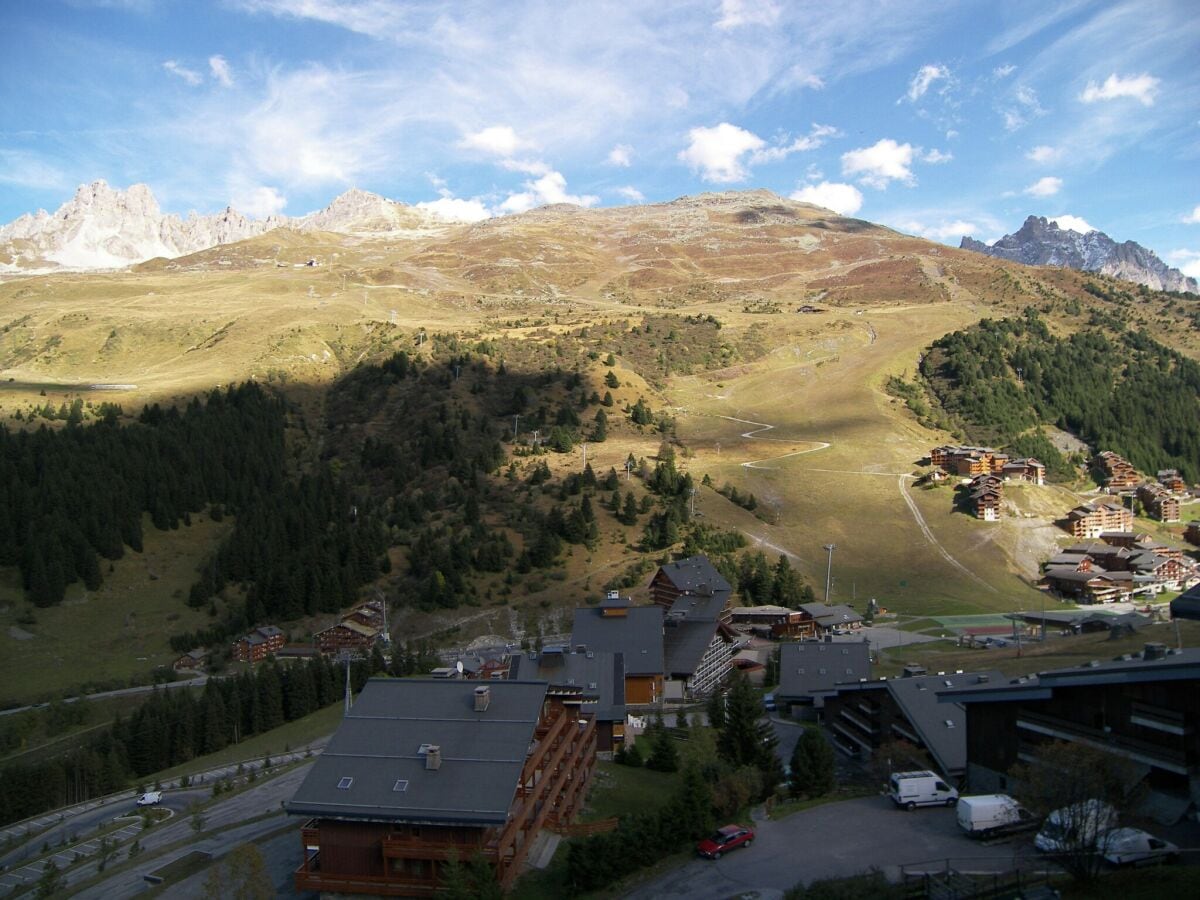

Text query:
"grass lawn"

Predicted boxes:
[[152, 701, 344, 781], [1059, 865, 1200, 898], [0, 514, 231, 706], [580, 761, 681, 822]]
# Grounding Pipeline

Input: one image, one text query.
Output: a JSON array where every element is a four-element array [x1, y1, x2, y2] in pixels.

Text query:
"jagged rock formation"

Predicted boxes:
[[961, 216, 1197, 294], [0, 181, 450, 273]]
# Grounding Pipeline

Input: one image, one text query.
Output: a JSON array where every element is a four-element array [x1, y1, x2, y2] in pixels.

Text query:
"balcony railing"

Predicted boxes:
[[1017, 710, 1189, 774]]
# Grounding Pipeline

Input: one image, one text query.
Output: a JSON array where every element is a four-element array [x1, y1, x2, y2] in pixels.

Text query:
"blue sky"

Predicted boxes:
[[2, 0, 1198, 272]]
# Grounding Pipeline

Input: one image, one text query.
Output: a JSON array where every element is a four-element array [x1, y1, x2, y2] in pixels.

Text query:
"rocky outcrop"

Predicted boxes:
[[961, 216, 1197, 294]]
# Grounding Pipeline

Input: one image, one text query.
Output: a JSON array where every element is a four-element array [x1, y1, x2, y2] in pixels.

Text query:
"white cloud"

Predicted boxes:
[[1026, 145, 1060, 164], [841, 139, 915, 189], [162, 60, 202, 86], [416, 196, 491, 222], [498, 158, 552, 176], [458, 125, 530, 158], [1048, 214, 1095, 234], [678, 123, 765, 183], [208, 55, 234, 87], [230, 184, 287, 218], [790, 181, 863, 216], [901, 219, 981, 243], [1024, 176, 1063, 198], [1166, 249, 1200, 278], [922, 148, 953, 164], [751, 124, 838, 164], [607, 144, 633, 167], [1001, 83, 1046, 131], [615, 186, 645, 202], [1181, 205, 1200, 224], [1080, 72, 1160, 106], [993, 64, 1016, 79], [905, 63, 949, 102], [499, 170, 598, 214], [715, 0, 780, 30]]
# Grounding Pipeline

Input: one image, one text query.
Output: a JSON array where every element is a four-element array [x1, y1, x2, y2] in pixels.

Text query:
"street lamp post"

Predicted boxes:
[[823, 543, 836, 604]]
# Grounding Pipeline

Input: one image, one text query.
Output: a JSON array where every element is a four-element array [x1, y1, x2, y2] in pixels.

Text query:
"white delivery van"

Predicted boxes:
[[956, 794, 1037, 838], [889, 771, 958, 810], [1034, 799, 1117, 852], [136, 791, 163, 807]]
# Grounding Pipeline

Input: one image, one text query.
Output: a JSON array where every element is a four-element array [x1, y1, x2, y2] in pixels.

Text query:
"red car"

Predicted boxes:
[[696, 824, 755, 859]]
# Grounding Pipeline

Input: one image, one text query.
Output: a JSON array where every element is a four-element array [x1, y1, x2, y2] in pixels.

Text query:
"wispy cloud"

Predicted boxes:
[[614, 185, 644, 202], [208, 55, 234, 87], [1026, 144, 1060, 164], [1079, 72, 1160, 106], [606, 144, 633, 167], [905, 63, 949, 102], [0, 150, 69, 191], [714, 0, 780, 30], [1183, 205, 1200, 225], [162, 60, 202, 85]]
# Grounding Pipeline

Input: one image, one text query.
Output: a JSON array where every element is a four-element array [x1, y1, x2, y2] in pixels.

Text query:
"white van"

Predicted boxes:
[[889, 770, 958, 810], [136, 791, 163, 807], [956, 794, 1037, 838], [1034, 799, 1117, 852]]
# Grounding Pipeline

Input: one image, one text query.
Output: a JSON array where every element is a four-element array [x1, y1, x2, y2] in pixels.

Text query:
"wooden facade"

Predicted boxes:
[[1066, 501, 1133, 539], [294, 707, 597, 896]]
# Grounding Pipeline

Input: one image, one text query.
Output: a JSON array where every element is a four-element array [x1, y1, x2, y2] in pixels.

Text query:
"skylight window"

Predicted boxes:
[[337, 776, 354, 790], [393, 779, 409, 792]]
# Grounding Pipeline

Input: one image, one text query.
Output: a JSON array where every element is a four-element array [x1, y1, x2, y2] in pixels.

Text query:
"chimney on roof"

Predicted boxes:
[[425, 745, 441, 771], [474, 685, 491, 712], [606, 590, 619, 601], [976, 674, 989, 684], [902, 664, 927, 678], [1143, 642, 1167, 661]]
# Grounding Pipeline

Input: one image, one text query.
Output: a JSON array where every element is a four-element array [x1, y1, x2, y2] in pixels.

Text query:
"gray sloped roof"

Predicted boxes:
[[508, 649, 626, 722], [663, 618, 719, 678], [285, 679, 547, 826], [1171, 582, 1200, 620], [777, 639, 872, 700], [798, 603, 863, 627], [656, 555, 732, 595], [886, 671, 1002, 775], [571, 605, 663, 675]]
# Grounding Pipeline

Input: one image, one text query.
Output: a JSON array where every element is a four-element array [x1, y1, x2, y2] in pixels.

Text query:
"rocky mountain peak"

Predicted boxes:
[[961, 216, 1197, 294]]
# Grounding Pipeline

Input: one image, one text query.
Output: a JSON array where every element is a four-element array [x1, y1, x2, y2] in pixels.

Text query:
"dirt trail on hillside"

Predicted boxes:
[[717, 415, 831, 469], [898, 475, 1000, 594]]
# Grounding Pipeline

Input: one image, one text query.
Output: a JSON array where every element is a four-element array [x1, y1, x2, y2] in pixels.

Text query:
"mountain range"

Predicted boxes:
[[0, 181, 452, 274], [960, 215, 1197, 294]]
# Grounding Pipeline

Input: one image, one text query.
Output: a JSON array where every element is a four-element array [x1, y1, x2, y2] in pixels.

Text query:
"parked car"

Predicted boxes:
[[136, 791, 163, 807], [889, 770, 958, 810], [1100, 828, 1179, 866], [763, 693, 776, 712], [956, 794, 1038, 839], [1035, 799, 1117, 853], [696, 824, 755, 859]]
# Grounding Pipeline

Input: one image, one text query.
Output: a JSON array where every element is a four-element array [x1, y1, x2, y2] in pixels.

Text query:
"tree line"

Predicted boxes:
[[922, 311, 1200, 481], [0, 384, 284, 606]]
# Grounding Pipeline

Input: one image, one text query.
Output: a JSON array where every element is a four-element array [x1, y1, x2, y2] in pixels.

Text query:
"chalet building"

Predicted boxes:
[[824, 669, 1002, 778], [232, 625, 286, 663], [287, 679, 596, 896], [1137, 482, 1181, 523], [798, 603, 864, 635], [174, 648, 208, 671], [1158, 469, 1188, 492], [728, 605, 817, 639], [1001, 458, 1046, 485], [1186, 521, 1200, 548], [965, 473, 1003, 521], [1041, 568, 1135, 604], [931, 445, 1018, 478], [661, 591, 736, 700], [940, 646, 1200, 812], [571, 595, 664, 705], [1095, 450, 1140, 492], [775, 637, 872, 718], [316, 619, 380, 655], [1041, 535, 1197, 601], [508, 645, 626, 752], [648, 555, 733, 625], [1065, 500, 1133, 539]]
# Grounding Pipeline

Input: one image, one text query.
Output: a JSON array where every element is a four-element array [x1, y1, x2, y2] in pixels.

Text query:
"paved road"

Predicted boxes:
[[625, 795, 1047, 899]]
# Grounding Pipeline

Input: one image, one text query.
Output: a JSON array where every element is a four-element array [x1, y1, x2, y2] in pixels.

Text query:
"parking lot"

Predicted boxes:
[[624, 794, 1049, 899]]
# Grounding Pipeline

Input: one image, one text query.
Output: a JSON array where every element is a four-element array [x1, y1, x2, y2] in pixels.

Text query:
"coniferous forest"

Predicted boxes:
[[921, 311, 1200, 481]]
